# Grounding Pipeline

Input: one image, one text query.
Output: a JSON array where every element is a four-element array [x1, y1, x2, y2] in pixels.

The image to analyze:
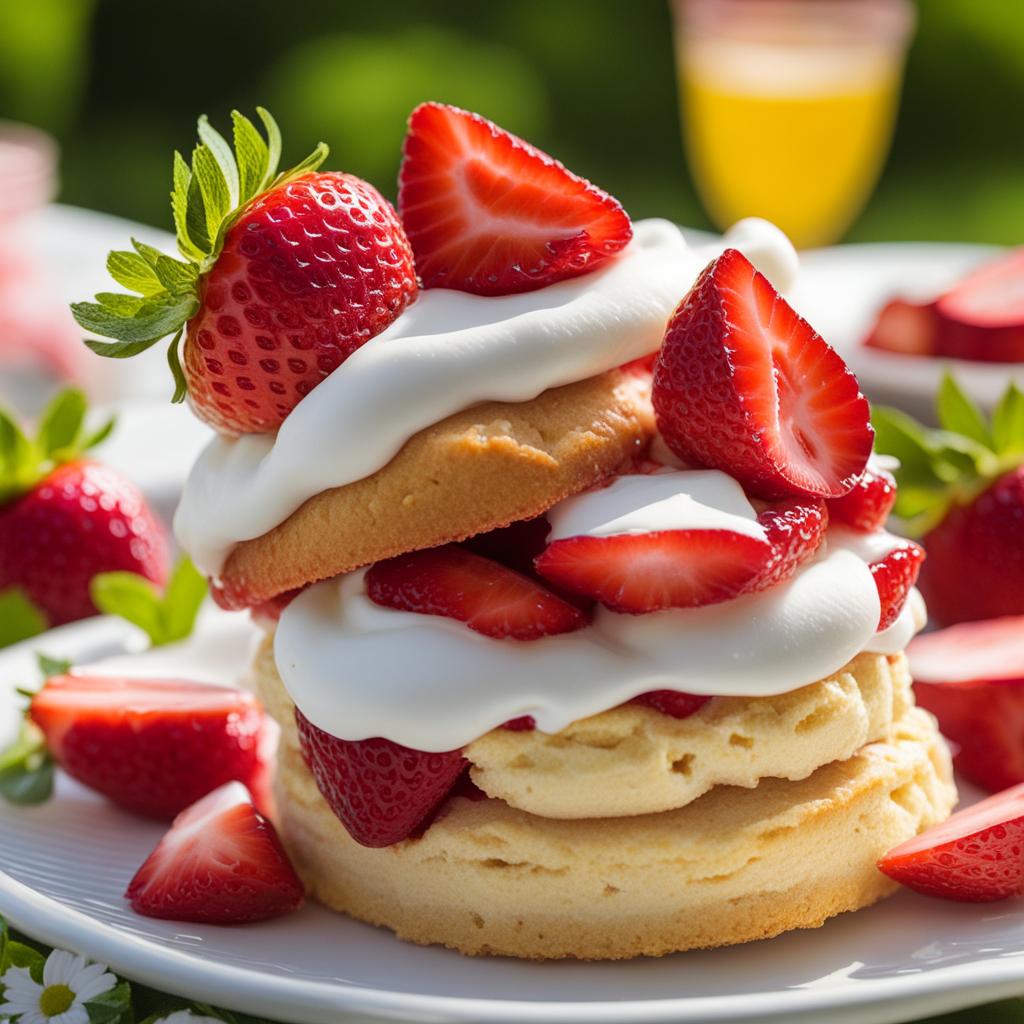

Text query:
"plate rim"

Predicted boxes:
[[2, 616, 1024, 1024]]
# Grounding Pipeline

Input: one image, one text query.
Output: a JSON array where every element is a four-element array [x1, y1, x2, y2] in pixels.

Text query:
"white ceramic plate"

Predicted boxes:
[[1, 613, 1023, 1024]]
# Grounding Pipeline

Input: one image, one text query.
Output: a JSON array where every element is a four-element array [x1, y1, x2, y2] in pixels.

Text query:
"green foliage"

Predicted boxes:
[[71, 108, 327, 402], [91, 556, 207, 647], [0, 720, 53, 805], [0, 388, 114, 504], [0, 591, 47, 647], [873, 375, 1024, 535]]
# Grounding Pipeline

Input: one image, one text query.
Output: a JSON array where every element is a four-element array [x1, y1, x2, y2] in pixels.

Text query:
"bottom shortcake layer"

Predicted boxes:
[[273, 705, 954, 959]]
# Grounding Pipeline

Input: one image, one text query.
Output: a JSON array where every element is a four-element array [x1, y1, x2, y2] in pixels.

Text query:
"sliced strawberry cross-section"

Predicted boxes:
[[934, 248, 1024, 363], [296, 710, 467, 848], [366, 545, 589, 640], [653, 248, 873, 500], [398, 102, 632, 295], [126, 781, 304, 923], [827, 463, 897, 533], [911, 616, 1024, 792], [29, 675, 267, 820], [878, 782, 1024, 902], [870, 540, 925, 631], [533, 528, 772, 615]]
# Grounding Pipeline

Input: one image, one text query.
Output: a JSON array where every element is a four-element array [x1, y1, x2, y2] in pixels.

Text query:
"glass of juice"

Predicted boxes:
[[673, 0, 915, 248]]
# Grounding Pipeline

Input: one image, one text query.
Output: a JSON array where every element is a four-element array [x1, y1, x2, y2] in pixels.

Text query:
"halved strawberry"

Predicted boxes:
[[827, 463, 897, 532], [911, 616, 1024, 792], [748, 497, 829, 593], [398, 102, 632, 295], [533, 529, 772, 614], [653, 249, 873, 500], [934, 249, 1024, 363], [870, 541, 925, 630], [296, 710, 467, 848], [863, 299, 937, 356], [125, 781, 304, 923], [365, 545, 588, 640], [878, 783, 1024, 902], [29, 676, 267, 820]]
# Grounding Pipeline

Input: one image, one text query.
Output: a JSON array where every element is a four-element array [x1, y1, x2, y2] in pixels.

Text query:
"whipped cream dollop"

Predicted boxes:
[[274, 469, 923, 752], [175, 218, 798, 576]]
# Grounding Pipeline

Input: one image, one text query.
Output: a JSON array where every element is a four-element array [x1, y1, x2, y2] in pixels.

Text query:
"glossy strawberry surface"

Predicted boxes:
[[0, 459, 168, 626], [183, 172, 418, 434]]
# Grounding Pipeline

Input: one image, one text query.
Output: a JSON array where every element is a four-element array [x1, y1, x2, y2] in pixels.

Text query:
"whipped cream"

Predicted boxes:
[[547, 469, 766, 542], [175, 218, 798, 576], [274, 472, 922, 752]]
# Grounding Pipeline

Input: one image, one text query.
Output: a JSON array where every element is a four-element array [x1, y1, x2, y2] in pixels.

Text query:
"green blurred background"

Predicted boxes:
[[1, 0, 1023, 243]]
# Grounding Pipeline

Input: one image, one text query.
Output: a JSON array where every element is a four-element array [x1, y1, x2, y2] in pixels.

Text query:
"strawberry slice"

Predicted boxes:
[[863, 299, 937, 357], [934, 249, 1024, 363], [398, 102, 632, 295], [125, 781, 304, 923], [827, 463, 897, 532], [533, 529, 772, 614], [870, 541, 925, 630], [878, 783, 1024, 902], [747, 497, 829, 593], [366, 545, 588, 640], [632, 691, 711, 718], [296, 710, 467, 848], [29, 676, 267, 820], [911, 616, 1024, 792], [653, 249, 873, 500]]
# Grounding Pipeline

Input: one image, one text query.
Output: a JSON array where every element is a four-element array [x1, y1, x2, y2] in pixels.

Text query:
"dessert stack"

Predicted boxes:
[[75, 103, 955, 958]]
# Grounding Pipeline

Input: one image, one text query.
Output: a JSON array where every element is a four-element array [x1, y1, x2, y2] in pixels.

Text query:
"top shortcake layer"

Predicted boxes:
[[174, 218, 798, 582]]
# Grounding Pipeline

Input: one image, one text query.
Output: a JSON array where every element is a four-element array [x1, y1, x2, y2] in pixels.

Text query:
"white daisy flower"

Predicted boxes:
[[0, 948, 116, 1024]]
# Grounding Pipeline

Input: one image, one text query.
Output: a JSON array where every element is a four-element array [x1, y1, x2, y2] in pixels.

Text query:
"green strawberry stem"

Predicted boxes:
[[0, 387, 114, 505], [71, 108, 328, 403], [873, 373, 1024, 536], [90, 556, 207, 647]]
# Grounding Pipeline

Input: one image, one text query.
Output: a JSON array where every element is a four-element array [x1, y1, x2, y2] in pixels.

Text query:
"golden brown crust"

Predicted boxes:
[[217, 370, 653, 608], [272, 705, 954, 959]]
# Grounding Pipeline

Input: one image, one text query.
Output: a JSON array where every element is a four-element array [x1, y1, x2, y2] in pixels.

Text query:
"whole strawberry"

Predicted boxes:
[[874, 375, 1024, 625], [0, 389, 168, 627], [72, 109, 418, 435]]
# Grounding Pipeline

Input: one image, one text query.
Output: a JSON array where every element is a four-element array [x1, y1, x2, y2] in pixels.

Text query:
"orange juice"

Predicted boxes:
[[674, 0, 913, 249]]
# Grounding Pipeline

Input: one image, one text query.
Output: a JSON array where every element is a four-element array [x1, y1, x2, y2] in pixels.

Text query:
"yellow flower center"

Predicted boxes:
[[39, 983, 75, 1017]]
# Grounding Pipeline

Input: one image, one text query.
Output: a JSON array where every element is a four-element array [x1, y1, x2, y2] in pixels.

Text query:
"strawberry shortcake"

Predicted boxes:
[[77, 103, 955, 959]]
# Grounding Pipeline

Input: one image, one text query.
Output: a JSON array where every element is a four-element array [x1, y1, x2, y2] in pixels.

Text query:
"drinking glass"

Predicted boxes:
[[673, 0, 915, 248]]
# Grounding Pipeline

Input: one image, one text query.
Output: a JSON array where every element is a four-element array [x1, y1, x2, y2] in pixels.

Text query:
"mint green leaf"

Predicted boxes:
[[172, 151, 204, 264], [107, 250, 163, 297], [90, 572, 164, 641], [0, 721, 53, 806], [74, 293, 199, 348], [167, 331, 188, 404], [232, 110, 269, 204], [275, 141, 329, 188], [185, 160, 211, 256], [198, 114, 239, 209], [83, 415, 116, 452], [94, 292, 147, 316], [193, 143, 231, 246], [0, 590, 47, 647], [85, 980, 133, 1024], [162, 558, 207, 642], [37, 652, 72, 678], [0, 408, 33, 488], [992, 382, 1024, 457], [36, 388, 86, 459], [130, 239, 197, 296], [936, 373, 993, 449], [256, 107, 282, 191]]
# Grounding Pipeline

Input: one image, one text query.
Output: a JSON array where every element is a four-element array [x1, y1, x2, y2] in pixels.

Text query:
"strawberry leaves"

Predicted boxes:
[[0, 591, 47, 648], [873, 374, 1024, 535], [0, 388, 114, 504], [71, 108, 329, 403], [90, 556, 206, 647]]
